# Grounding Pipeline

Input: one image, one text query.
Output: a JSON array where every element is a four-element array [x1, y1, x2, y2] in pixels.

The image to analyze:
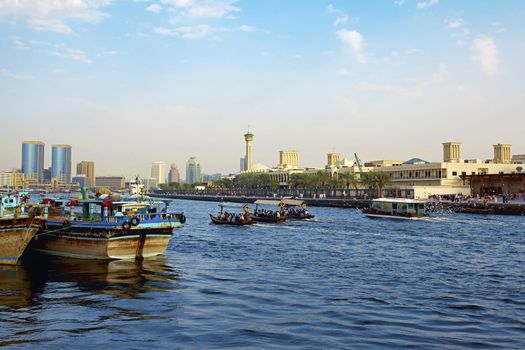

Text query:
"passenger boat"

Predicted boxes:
[[210, 203, 254, 226], [0, 193, 45, 265], [31, 199, 185, 260], [362, 198, 428, 220], [251, 200, 288, 223], [455, 206, 494, 215], [281, 199, 315, 220]]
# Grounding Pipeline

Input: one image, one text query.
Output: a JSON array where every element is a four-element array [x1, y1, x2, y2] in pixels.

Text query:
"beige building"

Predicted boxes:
[[366, 160, 404, 167], [327, 153, 340, 167], [443, 142, 461, 162], [512, 154, 525, 164], [0, 171, 24, 188], [278, 150, 299, 169], [493, 144, 511, 164], [76, 161, 95, 187], [96, 176, 125, 190]]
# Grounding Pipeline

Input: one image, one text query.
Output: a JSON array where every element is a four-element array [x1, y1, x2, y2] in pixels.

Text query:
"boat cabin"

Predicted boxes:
[[366, 198, 427, 219]]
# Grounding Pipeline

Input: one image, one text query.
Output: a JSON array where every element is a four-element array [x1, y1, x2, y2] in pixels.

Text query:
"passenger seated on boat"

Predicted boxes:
[[115, 211, 124, 217]]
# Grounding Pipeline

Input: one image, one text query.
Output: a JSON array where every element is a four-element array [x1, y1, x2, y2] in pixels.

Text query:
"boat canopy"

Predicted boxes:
[[254, 199, 281, 206], [282, 199, 306, 207], [371, 197, 427, 204], [219, 202, 248, 209]]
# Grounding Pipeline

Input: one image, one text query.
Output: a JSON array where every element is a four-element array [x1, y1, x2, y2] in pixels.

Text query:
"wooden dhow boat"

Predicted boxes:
[[281, 199, 315, 220], [0, 193, 45, 265], [31, 198, 185, 260]]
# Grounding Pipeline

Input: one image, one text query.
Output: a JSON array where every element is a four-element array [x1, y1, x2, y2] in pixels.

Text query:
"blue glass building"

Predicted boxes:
[[51, 144, 72, 183], [21, 141, 45, 183], [186, 157, 202, 185]]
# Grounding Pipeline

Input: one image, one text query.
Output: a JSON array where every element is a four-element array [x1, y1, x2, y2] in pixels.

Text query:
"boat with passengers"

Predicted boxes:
[[251, 199, 288, 223], [31, 198, 185, 260], [0, 192, 45, 265], [280, 199, 315, 220], [210, 203, 254, 226], [362, 198, 428, 220]]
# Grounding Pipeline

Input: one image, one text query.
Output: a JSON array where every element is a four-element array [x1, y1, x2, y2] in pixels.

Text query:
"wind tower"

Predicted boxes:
[[493, 144, 511, 164], [244, 129, 254, 172], [442, 142, 461, 163]]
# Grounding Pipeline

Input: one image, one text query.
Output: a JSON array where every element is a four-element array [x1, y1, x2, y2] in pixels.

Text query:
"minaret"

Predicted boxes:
[[244, 130, 254, 172]]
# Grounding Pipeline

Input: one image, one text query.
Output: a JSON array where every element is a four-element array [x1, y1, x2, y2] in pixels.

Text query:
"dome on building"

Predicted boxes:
[[403, 158, 429, 165]]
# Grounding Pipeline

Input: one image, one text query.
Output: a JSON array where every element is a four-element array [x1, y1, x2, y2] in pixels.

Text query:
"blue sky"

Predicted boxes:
[[1, 0, 524, 179]]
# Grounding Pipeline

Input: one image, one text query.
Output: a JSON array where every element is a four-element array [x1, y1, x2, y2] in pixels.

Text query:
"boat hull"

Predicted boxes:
[[210, 214, 254, 226], [0, 217, 42, 265], [363, 213, 425, 220], [251, 216, 288, 223], [31, 224, 177, 260]]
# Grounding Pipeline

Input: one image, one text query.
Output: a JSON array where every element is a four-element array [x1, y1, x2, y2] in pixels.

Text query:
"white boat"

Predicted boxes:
[[362, 198, 428, 220]]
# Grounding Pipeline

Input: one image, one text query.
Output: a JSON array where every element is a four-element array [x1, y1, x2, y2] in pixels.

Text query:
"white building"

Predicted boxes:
[[151, 161, 167, 185]]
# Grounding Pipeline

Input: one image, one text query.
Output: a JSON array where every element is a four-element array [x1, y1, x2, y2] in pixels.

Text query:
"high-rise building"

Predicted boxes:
[[443, 142, 461, 163], [151, 161, 167, 185], [72, 175, 89, 188], [168, 163, 180, 184], [186, 157, 202, 185], [21, 141, 45, 183], [51, 144, 72, 183], [76, 161, 95, 186], [493, 144, 511, 164], [279, 150, 299, 169], [240, 157, 246, 172], [244, 131, 254, 172], [95, 176, 125, 189]]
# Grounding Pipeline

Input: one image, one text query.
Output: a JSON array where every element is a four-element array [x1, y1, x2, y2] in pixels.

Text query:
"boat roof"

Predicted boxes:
[[219, 202, 248, 209], [282, 199, 306, 206], [371, 198, 427, 204], [254, 199, 281, 206]]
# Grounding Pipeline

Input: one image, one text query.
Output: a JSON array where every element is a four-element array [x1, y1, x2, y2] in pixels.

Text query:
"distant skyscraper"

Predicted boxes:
[[168, 163, 180, 184], [76, 161, 95, 186], [244, 131, 254, 172], [51, 144, 72, 183], [21, 141, 45, 183], [151, 161, 167, 185], [240, 157, 246, 172], [186, 157, 202, 185]]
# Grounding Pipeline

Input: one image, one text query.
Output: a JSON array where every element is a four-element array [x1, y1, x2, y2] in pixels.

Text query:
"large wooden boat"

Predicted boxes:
[[455, 206, 494, 215], [0, 193, 45, 265], [362, 198, 428, 220], [31, 199, 185, 260]]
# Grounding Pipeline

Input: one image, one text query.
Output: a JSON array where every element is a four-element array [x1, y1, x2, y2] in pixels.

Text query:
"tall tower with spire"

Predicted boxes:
[[244, 129, 254, 172]]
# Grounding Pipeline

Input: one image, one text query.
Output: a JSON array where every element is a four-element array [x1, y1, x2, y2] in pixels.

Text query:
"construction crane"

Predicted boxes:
[[354, 153, 364, 175]]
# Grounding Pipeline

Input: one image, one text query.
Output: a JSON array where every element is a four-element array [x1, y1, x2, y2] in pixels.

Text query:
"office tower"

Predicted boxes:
[[186, 157, 202, 185], [168, 163, 180, 184], [151, 161, 167, 185], [76, 161, 95, 186], [51, 144, 72, 183], [21, 141, 44, 183]]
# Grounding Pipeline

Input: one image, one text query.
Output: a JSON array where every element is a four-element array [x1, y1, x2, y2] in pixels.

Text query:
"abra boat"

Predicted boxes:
[[31, 199, 185, 260], [362, 198, 428, 220], [210, 203, 254, 226], [0, 193, 45, 265], [281, 199, 315, 220], [251, 200, 288, 223]]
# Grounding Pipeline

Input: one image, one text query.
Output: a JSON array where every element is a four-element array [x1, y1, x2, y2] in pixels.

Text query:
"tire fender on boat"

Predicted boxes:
[[179, 214, 186, 224], [62, 220, 70, 227], [130, 216, 140, 226], [122, 221, 132, 230]]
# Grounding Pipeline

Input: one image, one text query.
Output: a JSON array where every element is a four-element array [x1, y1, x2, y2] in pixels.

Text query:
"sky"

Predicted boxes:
[[1, 0, 524, 180]]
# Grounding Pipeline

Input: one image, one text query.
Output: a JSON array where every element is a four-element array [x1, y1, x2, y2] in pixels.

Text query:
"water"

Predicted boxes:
[[1, 199, 524, 349]]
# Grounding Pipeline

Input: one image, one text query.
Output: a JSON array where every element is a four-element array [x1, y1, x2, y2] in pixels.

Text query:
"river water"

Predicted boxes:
[[1, 199, 524, 349]]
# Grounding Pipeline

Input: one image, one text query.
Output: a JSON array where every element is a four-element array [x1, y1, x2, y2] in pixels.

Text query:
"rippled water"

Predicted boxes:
[[1, 199, 524, 349]]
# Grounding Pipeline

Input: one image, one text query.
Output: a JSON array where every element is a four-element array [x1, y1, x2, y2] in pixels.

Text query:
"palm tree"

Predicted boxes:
[[361, 171, 391, 197]]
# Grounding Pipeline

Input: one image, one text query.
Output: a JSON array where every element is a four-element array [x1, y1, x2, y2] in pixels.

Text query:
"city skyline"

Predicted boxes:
[[1, 1, 525, 177]]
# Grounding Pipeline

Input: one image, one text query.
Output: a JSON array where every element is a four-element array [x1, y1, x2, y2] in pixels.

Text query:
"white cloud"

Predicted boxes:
[[336, 29, 366, 64], [239, 24, 255, 32], [394, 0, 405, 5], [161, 0, 239, 19], [337, 68, 350, 76], [416, 0, 439, 9], [0, 68, 34, 80], [471, 36, 498, 76], [147, 4, 162, 14], [446, 19, 462, 29], [0, 0, 112, 34], [154, 24, 227, 39], [12, 39, 92, 64], [49, 47, 92, 64], [327, 4, 348, 27]]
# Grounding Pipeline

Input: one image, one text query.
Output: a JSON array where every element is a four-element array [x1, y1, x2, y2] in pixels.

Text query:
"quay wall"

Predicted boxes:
[[152, 193, 525, 215]]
